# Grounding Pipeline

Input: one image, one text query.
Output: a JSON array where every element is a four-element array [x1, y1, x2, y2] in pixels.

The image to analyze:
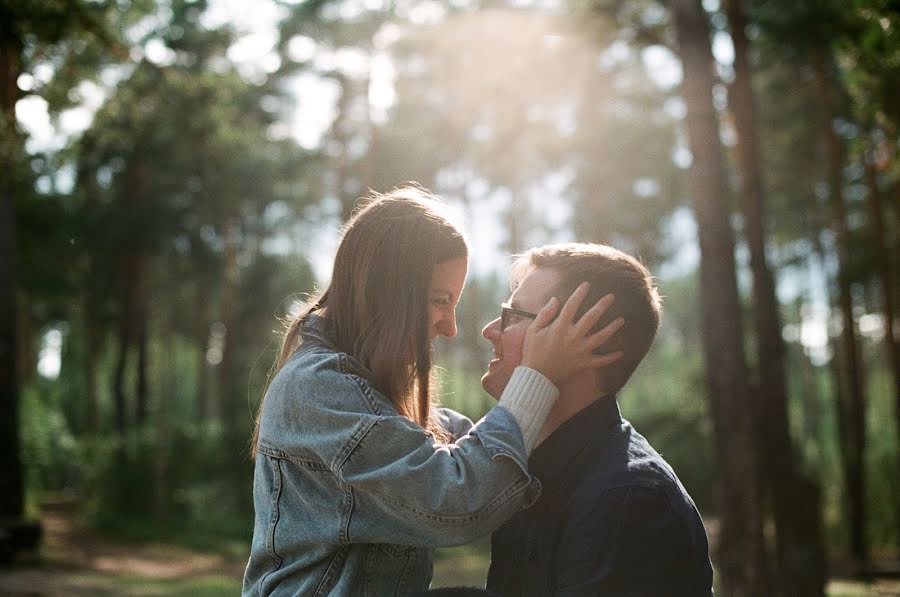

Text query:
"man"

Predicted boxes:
[[482, 243, 713, 596]]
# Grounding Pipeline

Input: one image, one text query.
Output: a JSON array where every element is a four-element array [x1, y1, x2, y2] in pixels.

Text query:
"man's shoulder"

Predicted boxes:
[[571, 419, 673, 489], [568, 420, 702, 522]]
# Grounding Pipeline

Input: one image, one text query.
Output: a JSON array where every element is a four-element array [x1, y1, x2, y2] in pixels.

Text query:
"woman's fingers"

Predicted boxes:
[[575, 293, 615, 336], [590, 350, 624, 368], [531, 296, 560, 330], [557, 282, 590, 324], [588, 316, 625, 349], [522, 286, 624, 384]]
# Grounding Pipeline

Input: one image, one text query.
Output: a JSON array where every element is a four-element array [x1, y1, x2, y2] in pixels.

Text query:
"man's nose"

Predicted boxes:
[[482, 317, 501, 341]]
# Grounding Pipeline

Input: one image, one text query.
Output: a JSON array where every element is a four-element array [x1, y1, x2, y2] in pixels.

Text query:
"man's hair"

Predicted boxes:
[[511, 243, 662, 394]]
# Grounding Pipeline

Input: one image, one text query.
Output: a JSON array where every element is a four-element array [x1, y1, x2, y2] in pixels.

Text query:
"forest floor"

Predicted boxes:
[[0, 502, 898, 596], [0, 501, 245, 596]]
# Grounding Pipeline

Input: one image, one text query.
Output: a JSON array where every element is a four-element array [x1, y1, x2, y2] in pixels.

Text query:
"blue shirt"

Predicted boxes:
[[487, 397, 713, 596]]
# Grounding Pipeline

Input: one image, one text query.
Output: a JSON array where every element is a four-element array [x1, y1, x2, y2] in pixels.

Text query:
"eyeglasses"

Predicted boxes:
[[500, 305, 538, 331]]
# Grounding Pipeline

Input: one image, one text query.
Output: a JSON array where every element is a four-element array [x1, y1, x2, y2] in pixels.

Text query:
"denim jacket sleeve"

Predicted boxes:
[[339, 403, 540, 547], [433, 407, 476, 441], [257, 351, 541, 549]]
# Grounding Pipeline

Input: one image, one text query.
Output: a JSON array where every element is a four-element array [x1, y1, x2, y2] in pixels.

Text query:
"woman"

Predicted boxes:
[[243, 186, 619, 596]]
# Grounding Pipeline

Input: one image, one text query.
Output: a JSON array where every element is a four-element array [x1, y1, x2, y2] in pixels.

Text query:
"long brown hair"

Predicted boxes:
[[253, 186, 467, 450]]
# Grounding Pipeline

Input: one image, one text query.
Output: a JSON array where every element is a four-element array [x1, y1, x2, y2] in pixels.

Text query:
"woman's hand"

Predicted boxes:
[[520, 283, 624, 386]]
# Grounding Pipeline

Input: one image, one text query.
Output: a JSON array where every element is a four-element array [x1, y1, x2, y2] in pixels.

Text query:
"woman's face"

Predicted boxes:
[[427, 257, 468, 343]]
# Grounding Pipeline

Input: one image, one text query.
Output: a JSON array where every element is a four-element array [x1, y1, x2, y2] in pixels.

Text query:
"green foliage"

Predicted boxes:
[[20, 379, 79, 501]]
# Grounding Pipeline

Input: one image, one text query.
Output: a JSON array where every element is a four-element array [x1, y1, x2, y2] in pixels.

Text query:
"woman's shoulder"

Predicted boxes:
[[266, 340, 392, 417]]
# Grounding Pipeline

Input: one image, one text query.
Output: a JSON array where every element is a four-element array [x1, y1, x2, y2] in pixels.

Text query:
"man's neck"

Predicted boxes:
[[535, 375, 607, 447]]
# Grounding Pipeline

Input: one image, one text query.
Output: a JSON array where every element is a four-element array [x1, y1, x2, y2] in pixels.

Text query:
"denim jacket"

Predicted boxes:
[[242, 314, 542, 596]]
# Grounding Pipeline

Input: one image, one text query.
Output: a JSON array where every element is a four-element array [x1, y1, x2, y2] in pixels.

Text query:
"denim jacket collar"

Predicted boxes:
[[300, 312, 374, 379]]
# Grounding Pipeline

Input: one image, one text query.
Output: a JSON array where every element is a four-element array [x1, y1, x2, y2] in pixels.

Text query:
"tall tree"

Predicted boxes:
[[837, 2, 900, 549], [0, 27, 24, 539], [723, 0, 825, 593], [862, 144, 899, 553], [0, 0, 121, 553], [812, 47, 869, 563], [670, 0, 767, 593]]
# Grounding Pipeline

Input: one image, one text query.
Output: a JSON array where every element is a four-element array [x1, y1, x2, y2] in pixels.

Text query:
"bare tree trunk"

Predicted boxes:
[[0, 196, 22, 521], [0, 35, 25, 527], [113, 257, 134, 439], [154, 310, 173, 528], [812, 49, 868, 564], [194, 278, 210, 420], [217, 220, 240, 425], [129, 161, 149, 427], [863, 150, 899, 555], [863, 153, 898, 427], [723, 1, 825, 593], [895, 183, 900, 254], [15, 298, 32, 387], [85, 308, 102, 432], [135, 281, 148, 427], [671, 1, 767, 594]]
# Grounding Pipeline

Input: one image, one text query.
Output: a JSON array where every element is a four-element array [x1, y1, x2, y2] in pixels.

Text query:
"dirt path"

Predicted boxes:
[[0, 503, 245, 596]]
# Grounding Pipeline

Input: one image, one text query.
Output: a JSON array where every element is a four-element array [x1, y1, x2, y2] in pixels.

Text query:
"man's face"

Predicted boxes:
[[481, 267, 562, 398]]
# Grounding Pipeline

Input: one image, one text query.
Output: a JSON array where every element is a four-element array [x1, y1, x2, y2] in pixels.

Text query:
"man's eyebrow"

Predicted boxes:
[[430, 289, 453, 299]]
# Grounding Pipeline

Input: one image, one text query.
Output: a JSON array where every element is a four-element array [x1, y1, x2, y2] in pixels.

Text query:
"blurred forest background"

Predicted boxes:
[[1, 0, 898, 595]]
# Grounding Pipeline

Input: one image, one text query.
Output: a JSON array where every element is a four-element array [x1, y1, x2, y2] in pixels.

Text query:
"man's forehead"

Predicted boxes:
[[509, 267, 562, 308]]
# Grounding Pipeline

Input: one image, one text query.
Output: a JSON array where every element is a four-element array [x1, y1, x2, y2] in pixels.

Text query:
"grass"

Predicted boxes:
[[112, 574, 242, 596], [432, 538, 493, 588]]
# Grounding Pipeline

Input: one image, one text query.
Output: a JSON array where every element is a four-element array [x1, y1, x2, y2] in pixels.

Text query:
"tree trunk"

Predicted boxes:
[[0, 34, 25, 527], [863, 150, 899, 554], [85, 306, 102, 432], [671, 1, 768, 594], [113, 257, 134, 439], [723, 1, 825, 593], [812, 49, 868, 563], [15, 298, 33, 387], [217, 220, 240, 426], [194, 277, 210, 420], [863, 153, 898, 424], [135, 282, 148, 427], [154, 311, 174, 528]]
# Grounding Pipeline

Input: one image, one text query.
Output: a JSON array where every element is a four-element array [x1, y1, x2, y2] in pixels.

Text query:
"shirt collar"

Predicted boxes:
[[529, 395, 622, 487]]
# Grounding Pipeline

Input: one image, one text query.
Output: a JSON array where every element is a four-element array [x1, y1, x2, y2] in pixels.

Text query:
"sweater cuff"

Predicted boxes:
[[497, 366, 559, 453]]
